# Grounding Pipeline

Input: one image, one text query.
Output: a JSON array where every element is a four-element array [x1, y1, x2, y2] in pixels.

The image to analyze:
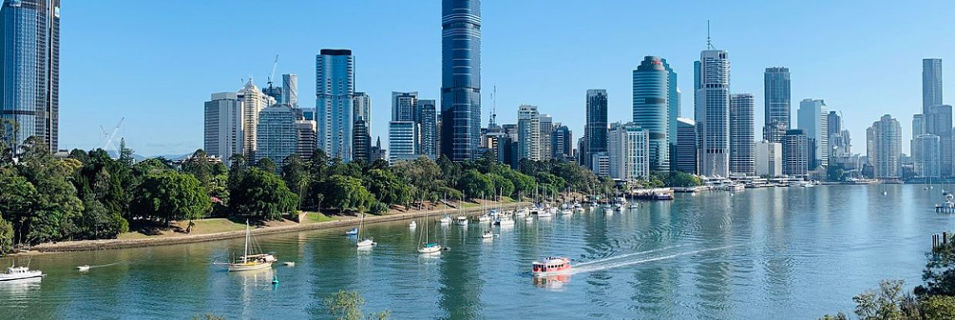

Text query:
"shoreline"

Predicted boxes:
[[25, 201, 530, 254]]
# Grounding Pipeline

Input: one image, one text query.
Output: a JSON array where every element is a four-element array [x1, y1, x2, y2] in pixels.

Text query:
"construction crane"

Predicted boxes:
[[266, 54, 279, 89], [99, 117, 125, 151]]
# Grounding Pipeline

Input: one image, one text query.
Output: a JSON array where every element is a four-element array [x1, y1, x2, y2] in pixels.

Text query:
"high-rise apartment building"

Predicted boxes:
[[585, 89, 608, 169], [913, 114, 925, 137], [352, 119, 371, 162], [518, 105, 540, 161], [763, 67, 791, 143], [633, 56, 670, 172], [867, 114, 901, 179], [204, 92, 243, 161], [255, 104, 297, 166], [296, 119, 317, 160], [282, 74, 298, 107], [316, 49, 354, 161], [353, 92, 372, 134], [664, 59, 680, 171], [440, 0, 482, 162], [417, 99, 437, 159], [389, 121, 417, 164], [539, 114, 553, 161], [913, 134, 941, 178], [607, 122, 650, 182], [798, 99, 828, 169], [755, 140, 782, 177], [782, 129, 809, 178], [392, 92, 418, 122], [552, 125, 573, 160], [694, 49, 731, 177], [238, 79, 275, 157], [675, 118, 697, 174], [729, 93, 755, 175], [923, 58, 943, 115], [0, 0, 60, 152], [926, 105, 952, 177]]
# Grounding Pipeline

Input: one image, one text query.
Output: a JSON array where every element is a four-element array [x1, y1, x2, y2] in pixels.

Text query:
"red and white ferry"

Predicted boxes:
[[531, 257, 572, 276]]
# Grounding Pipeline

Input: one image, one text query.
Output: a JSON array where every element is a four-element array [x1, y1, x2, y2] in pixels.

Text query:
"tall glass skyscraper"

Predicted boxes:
[[763, 67, 791, 143], [517, 104, 540, 161], [923, 58, 943, 115], [585, 89, 608, 169], [353, 92, 372, 134], [1, 0, 60, 152], [417, 99, 437, 159], [729, 93, 755, 175], [441, 0, 481, 162], [694, 50, 731, 177], [663, 59, 679, 172], [316, 49, 354, 161], [633, 56, 670, 172]]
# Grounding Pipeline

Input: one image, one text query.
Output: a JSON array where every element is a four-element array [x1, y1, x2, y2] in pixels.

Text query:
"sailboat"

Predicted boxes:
[[228, 221, 276, 272], [356, 213, 376, 248], [417, 216, 442, 254]]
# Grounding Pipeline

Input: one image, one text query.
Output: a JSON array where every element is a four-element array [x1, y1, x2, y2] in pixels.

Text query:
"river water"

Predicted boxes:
[[0, 184, 947, 319]]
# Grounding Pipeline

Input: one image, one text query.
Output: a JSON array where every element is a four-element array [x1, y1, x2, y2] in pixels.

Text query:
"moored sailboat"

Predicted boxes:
[[228, 221, 276, 272]]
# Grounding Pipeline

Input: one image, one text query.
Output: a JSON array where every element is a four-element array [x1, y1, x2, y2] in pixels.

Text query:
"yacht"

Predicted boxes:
[[478, 215, 492, 223], [228, 222, 276, 272], [417, 213, 442, 254], [0, 265, 43, 281]]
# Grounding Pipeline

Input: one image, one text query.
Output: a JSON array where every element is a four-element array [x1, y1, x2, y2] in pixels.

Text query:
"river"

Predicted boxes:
[[0, 184, 946, 319]]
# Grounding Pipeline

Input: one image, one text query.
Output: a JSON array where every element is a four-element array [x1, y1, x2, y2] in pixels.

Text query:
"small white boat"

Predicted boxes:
[[478, 215, 491, 223], [574, 207, 585, 213], [355, 213, 376, 249], [525, 215, 534, 222], [537, 210, 552, 217], [357, 238, 376, 248], [418, 243, 443, 254], [482, 231, 494, 239], [282, 261, 296, 267], [559, 209, 572, 215], [409, 221, 417, 229], [515, 208, 529, 217], [0, 265, 43, 281], [76, 265, 90, 272], [495, 217, 515, 227], [628, 203, 639, 209], [439, 215, 452, 224], [455, 216, 469, 226]]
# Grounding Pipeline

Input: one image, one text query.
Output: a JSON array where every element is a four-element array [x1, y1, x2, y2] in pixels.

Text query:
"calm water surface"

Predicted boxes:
[[0, 184, 949, 319]]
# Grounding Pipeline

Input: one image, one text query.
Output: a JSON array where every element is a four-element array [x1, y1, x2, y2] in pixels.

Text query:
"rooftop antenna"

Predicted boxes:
[[706, 20, 715, 50]]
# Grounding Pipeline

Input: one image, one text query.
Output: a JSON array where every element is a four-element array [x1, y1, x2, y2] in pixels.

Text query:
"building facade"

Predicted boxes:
[[255, 104, 297, 166], [440, 0, 482, 162], [782, 129, 809, 177], [675, 118, 697, 174], [694, 49, 731, 177], [389, 121, 417, 164], [763, 67, 791, 143], [633, 56, 670, 172], [552, 124, 573, 160], [204, 92, 243, 161], [926, 105, 952, 177], [867, 114, 902, 179], [585, 89, 608, 169], [352, 118, 371, 162], [282, 73, 298, 107], [353, 92, 372, 134], [517, 105, 540, 161], [607, 122, 650, 182], [913, 134, 941, 178], [923, 58, 943, 115], [417, 99, 437, 159], [798, 99, 828, 169], [238, 79, 275, 158], [296, 119, 317, 160], [729, 93, 755, 175], [316, 49, 354, 161], [755, 140, 782, 177], [539, 114, 553, 161]]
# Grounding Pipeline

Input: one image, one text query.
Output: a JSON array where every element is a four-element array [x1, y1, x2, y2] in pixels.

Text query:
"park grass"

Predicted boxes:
[[301, 212, 335, 224]]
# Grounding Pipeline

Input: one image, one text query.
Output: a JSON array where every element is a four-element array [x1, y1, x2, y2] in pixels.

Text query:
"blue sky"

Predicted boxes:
[[60, 0, 955, 156]]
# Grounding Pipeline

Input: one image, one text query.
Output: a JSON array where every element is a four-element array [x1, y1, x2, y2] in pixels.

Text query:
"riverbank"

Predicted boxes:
[[25, 200, 530, 253]]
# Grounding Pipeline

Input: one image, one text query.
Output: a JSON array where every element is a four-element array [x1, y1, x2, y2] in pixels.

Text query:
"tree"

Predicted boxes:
[[16, 137, 84, 244], [457, 169, 494, 199], [918, 236, 955, 297], [663, 171, 703, 188], [256, 157, 277, 173], [851, 280, 922, 320], [282, 154, 310, 207], [323, 290, 391, 320], [130, 171, 211, 227], [0, 214, 14, 255], [183, 149, 213, 186], [487, 173, 514, 200], [0, 169, 36, 245], [229, 168, 299, 220], [322, 175, 374, 213], [363, 169, 412, 206]]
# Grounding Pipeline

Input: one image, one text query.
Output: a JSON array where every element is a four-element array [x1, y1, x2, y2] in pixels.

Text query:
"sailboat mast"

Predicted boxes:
[[243, 222, 249, 263]]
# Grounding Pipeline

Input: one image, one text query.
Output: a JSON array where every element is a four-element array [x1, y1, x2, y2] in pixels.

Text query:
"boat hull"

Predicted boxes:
[[0, 272, 43, 281], [418, 246, 442, 254], [228, 262, 273, 272]]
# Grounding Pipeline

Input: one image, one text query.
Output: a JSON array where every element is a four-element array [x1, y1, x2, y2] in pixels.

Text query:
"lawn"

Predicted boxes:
[[301, 212, 336, 224]]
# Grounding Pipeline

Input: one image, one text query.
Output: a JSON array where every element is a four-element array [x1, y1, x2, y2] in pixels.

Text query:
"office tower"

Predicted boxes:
[[913, 134, 941, 178], [353, 92, 372, 133], [782, 129, 809, 177], [0, 0, 60, 152], [417, 99, 437, 159], [539, 114, 553, 161], [827, 111, 841, 137], [517, 105, 540, 161], [392, 92, 418, 122], [913, 114, 925, 137], [763, 67, 791, 143], [238, 78, 275, 157], [607, 122, 650, 181], [296, 119, 317, 160], [585, 89, 608, 168], [370, 137, 387, 161], [694, 49, 731, 177], [591, 152, 610, 177], [675, 118, 697, 174], [262, 82, 284, 105], [663, 59, 680, 171], [255, 104, 297, 167], [729, 93, 755, 175], [633, 56, 670, 172], [352, 119, 371, 162], [867, 114, 902, 179], [389, 121, 416, 164], [798, 99, 828, 169], [552, 125, 572, 160], [755, 140, 782, 177], [926, 105, 953, 176], [204, 92, 244, 161], [282, 74, 298, 106], [923, 58, 943, 115], [316, 49, 354, 161], [440, 0, 481, 162]]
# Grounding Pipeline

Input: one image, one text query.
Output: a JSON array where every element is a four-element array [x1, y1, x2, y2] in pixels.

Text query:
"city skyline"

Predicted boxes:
[[48, 1, 955, 156]]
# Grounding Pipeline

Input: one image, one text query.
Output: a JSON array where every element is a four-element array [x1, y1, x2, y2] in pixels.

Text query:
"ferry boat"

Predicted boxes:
[[0, 265, 43, 281], [228, 221, 276, 272], [531, 257, 572, 277]]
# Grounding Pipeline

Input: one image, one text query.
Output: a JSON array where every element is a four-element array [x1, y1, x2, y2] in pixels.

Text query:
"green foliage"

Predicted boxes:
[[229, 168, 298, 220], [851, 280, 921, 320], [818, 313, 849, 320], [362, 169, 413, 206], [918, 236, 955, 297], [922, 295, 955, 319], [323, 290, 391, 320], [130, 171, 211, 227], [487, 173, 514, 199], [322, 175, 375, 213], [183, 149, 213, 186], [0, 215, 13, 255], [458, 169, 494, 199], [256, 157, 277, 173], [281, 154, 309, 207], [662, 171, 703, 188]]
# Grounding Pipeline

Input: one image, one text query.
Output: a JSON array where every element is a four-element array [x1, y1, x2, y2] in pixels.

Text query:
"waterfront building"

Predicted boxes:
[[440, 0, 482, 162], [675, 118, 697, 174], [539, 114, 553, 161], [867, 114, 902, 179], [763, 67, 791, 143], [518, 105, 541, 161], [353, 92, 372, 134], [755, 140, 782, 177], [0, 0, 60, 152], [585, 89, 609, 169], [204, 92, 244, 162], [782, 130, 809, 177], [926, 105, 952, 176], [591, 152, 610, 177], [694, 49, 731, 177], [352, 119, 371, 162], [238, 79, 276, 158], [913, 134, 941, 178], [417, 99, 437, 159], [633, 56, 671, 172], [255, 104, 297, 166], [798, 99, 828, 169], [923, 58, 943, 115], [552, 124, 573, 160], [608, 122, 650, 182], [389, 121, 417, 164], [729, 93, 755, 175], [316, 49, 354, 161]]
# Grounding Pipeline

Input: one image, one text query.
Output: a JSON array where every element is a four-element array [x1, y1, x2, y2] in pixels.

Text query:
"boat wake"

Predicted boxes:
[[575, 244, 692, 267], [571, 245, 737, 275], [86, 261, 127, 269]]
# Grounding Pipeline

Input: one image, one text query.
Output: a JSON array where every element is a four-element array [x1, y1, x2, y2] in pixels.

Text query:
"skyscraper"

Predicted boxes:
[[607, 122, 650, 182], [392, 92, 418, 122], [782, 129, 809, 177], [695, 49, 731, 177], [316, 49, 354, 161], [755, 140, 782, 177], [352, 119, 371, 162], [729, 93, 755, 175], [255, 104, 297, 166], [585, 89, 608, 169], [913, 114, 925, 137], [353, 92, 372, 134], [867, 114, 901, 179], [440, 0, 481, 162], [633, 56, 670, 172], [763, 67, 791, 143], [204, 92, 243, 161], [926, 104, 953, 176], [389, 121, 416, 164], [539, 114, 553, 161], [923, 58, 943, 115], [238, 79, 275, 157], [1, 0, 60, 152], [663, 59, 680, 172], [798, 99, 828, 169], [518, 105, 540, 161], [296, 119, 317, 160], [417, 99, 437, 159], [283, 73, 298, 107], [913, 134, 941, 178], [552, 125, 573, 160], [675, 118, 697, 174]]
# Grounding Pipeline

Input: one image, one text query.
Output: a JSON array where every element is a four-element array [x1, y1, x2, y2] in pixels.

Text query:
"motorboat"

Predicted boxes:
[[282, 261, 296, 267], [0, 265, 43, 281], [76, 265, 90, 272], [228, 221, 276, 272], [537, 209, 552, 218], [482, 231, 494, 239], [532, 257, 572, 277], [455, 216, 469, 226]]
